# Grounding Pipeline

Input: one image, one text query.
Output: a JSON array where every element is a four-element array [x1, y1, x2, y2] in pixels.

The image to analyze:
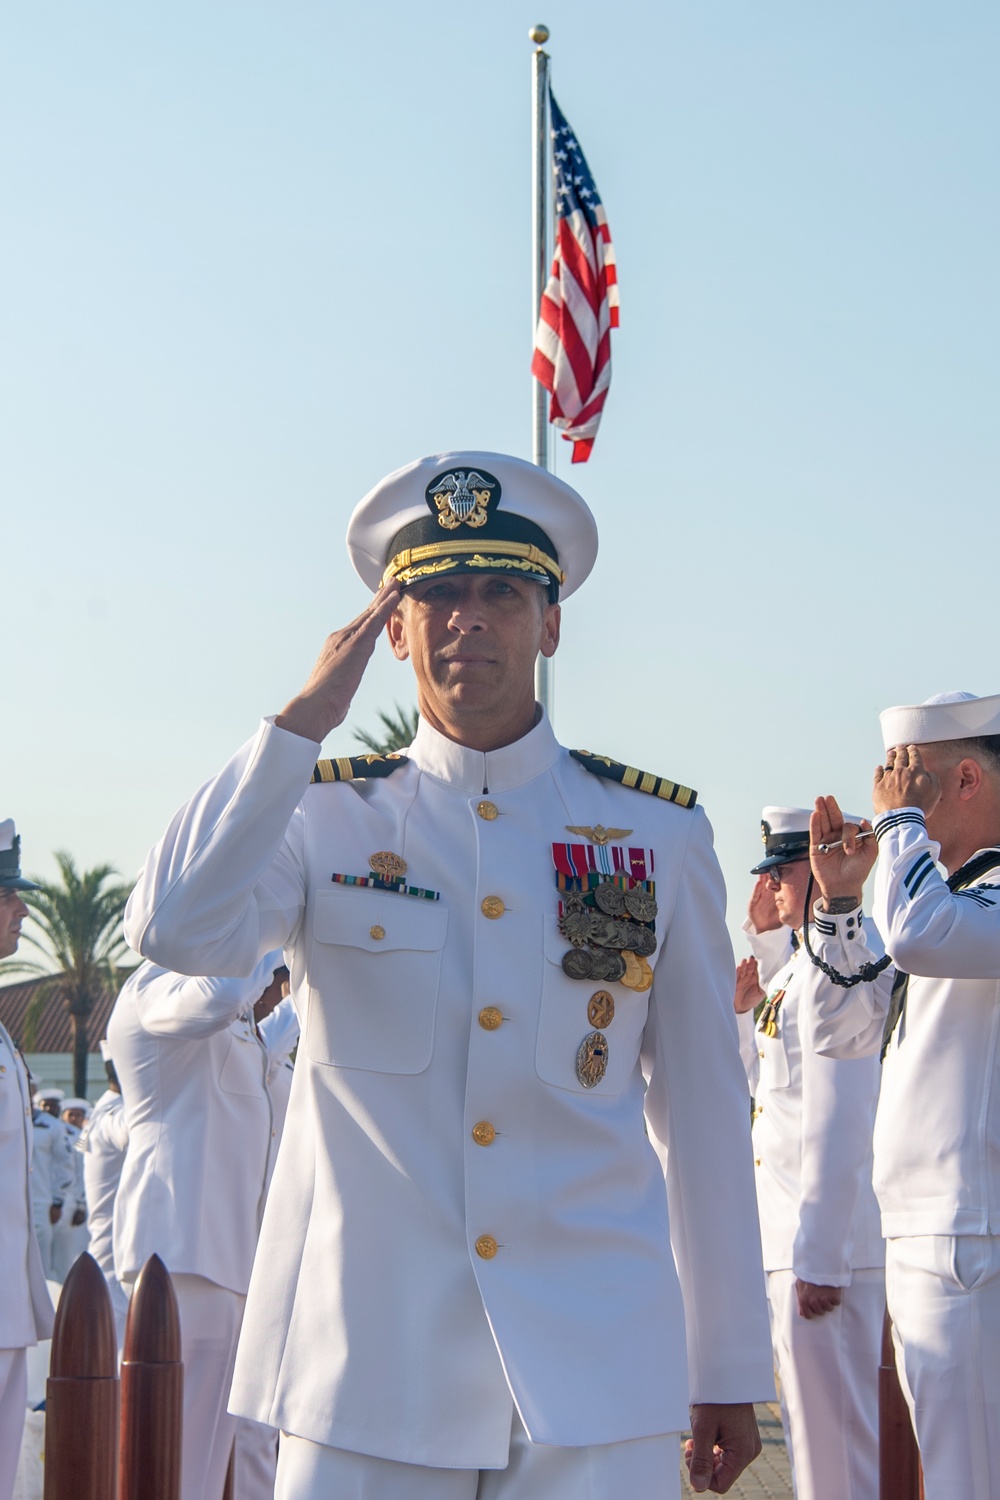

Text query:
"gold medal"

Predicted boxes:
[[588, 990, 615, 1028], [620, 952, 653, 992], [576, 1031, 609, 1088], [369, 850, 407, 882]]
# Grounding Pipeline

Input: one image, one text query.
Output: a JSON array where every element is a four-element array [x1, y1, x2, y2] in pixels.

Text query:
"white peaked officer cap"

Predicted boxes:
[[880, 691, 1000, 753], [751, 805, 865, 875], [0, 819, 40, 892], [346, 451, 599, 602]]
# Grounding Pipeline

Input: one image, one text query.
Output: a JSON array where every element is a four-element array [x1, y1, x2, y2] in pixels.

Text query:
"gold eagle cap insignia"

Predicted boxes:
[[565, 825, 633, 846]]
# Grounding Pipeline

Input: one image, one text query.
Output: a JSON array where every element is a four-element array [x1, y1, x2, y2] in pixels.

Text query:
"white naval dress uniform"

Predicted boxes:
[[79, 1090, 130, 1345], [802, 809, 1000, 1500], [0, 1023, 54, 1500], [739, 918, 887, 1500], [30, 1109, 74, 1280], [124, 710, 774, 1496], [107, 955, 281, 1500]]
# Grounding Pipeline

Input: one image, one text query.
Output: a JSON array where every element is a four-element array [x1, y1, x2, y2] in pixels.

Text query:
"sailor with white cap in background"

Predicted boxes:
[[803, 691, 1000, 1500], [0, 821, 53, 1500], [124, 451, 774, 1500], [735, 807, 889, 1500]]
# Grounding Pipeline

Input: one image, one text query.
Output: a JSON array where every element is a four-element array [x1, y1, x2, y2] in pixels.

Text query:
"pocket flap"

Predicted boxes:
[[312, 888, 448, 953]]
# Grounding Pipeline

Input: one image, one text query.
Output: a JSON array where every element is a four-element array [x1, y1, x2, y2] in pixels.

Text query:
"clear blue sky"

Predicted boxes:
[[4, 0, 998, 946]]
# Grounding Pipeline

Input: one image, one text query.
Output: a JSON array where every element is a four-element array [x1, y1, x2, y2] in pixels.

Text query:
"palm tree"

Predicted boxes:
[[354, 704, 419, 755], [3, 854, 133, 1096]]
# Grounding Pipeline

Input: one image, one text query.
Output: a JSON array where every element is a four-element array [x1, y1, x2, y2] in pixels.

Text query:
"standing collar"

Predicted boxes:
[[407, 707, 561, 794]]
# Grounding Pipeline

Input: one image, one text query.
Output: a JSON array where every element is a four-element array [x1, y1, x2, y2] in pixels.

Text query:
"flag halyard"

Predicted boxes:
[[532, 91, 619, 464]]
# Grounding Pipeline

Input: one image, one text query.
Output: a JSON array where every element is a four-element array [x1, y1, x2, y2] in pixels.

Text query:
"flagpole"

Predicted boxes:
[[530, 23, 553, 717]]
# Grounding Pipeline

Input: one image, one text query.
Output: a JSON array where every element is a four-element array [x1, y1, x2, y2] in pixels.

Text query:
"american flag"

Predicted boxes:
[[531, 91, 619, 464]]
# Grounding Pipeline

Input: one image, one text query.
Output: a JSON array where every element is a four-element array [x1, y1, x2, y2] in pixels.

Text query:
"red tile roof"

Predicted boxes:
[[0, 975, 122, 1054]]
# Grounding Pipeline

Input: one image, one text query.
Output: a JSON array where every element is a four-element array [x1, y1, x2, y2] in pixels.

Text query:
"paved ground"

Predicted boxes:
[[679, 1404, 792, 1499]]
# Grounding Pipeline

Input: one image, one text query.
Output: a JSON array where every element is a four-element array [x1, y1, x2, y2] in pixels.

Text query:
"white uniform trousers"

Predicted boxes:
[[31, 1217, 54, 1281], [234, 1416, 279, 1500], [127, 1274, 245, 1500], [766, 1267, 883, 1500], [274, 1408, 681, 1500], [0, 1349, 27, 1500], [50, 1219, 88, 1283], [886, 1234, 1000, 1500]]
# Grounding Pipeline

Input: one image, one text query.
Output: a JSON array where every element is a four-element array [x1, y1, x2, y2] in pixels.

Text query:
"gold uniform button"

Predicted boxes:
[[477, 800, 499, 821], [758, 1049, 765, 1059], [475, 1235, 498, 1260], [755, 1158, 761, 1167], [472, 1121, 496, 1146], [478, 1006, 503, 1031], [370, 925, 386, 941], [481, 896, 505, 920]]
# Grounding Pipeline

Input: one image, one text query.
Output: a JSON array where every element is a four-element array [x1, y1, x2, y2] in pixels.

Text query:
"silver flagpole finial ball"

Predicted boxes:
[[529, 24, 550, 44]]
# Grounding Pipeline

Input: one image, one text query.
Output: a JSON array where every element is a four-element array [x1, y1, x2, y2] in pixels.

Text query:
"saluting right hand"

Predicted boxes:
[[734, 957, 763, 1015], [747, 874, 781, 934], [275, 583, 401, 743], [808, 795, 877, 906]]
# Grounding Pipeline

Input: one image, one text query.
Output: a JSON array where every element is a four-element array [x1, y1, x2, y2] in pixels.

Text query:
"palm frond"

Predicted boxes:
[[353, 704, 420, 755]]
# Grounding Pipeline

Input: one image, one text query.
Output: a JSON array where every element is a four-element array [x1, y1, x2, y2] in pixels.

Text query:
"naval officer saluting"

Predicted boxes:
[[125, 452, 774, 1499]]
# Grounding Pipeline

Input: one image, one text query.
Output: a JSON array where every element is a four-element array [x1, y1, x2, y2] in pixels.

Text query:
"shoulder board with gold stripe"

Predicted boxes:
[[570, 750, 697, 809], [311, 754, 410, 784]]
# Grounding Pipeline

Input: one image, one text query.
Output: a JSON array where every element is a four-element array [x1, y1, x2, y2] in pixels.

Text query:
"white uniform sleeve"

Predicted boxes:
[[742, 918, 793, 991], [124, 719, 318, 977], [793, 1036, 880, 1285], [736, 1010, 760, 1095], [53, 1119, 76, 1205], [258, 995, 300, 1066], [132, 951, 286, 1039], [81, 1099, 129, 1156], [798, 904, 896, 1060], [642, 806, 775, 1405], [873, 809, 1000, 977]]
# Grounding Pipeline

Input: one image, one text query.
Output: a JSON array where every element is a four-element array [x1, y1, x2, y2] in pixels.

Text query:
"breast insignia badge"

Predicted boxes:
[[565, 824, 633, 846], [369, 851, 407, 883], [576, 1031, 609, 1089]]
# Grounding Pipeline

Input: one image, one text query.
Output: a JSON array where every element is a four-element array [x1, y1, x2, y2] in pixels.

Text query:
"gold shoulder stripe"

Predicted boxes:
[[570, 750, 697, 809], [311, 754, 409, 785]]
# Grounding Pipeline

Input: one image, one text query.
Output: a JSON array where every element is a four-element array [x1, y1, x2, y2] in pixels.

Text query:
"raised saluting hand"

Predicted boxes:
[[275, 582, 401, 743]]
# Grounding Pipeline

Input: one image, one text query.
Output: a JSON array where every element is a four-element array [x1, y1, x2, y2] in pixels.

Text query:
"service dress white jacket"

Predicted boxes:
[[30, 1109, 75, 1220], [804, 808, 1000, 1238], [0, 1022, 54, 1347], [739, 922, 885, 1284], [107, 956, 281, 1293], [124, 712, 774, 1466]]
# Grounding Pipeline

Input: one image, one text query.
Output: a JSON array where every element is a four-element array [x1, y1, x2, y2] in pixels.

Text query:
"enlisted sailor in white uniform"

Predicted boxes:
[[735, 808, 887, 1500], [107, 953, 286, 1500], [51, 1097, 91, 1280], [125, 452, 774, 1500], [0, 822, 54, 1500], [802, 691, 1000, 1500], [79, 1043, 130, 1345], [30, 1093, 74, 1278]]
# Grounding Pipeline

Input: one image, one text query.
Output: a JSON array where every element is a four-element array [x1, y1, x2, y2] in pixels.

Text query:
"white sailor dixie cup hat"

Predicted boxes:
[[880, 691, 1000, 753], [346, 451, 599, 602], [751, 805, 865, 875], [0, 820, 40, 892]]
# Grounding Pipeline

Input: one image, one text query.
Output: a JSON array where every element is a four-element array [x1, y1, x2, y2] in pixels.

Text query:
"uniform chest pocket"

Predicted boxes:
[[535, 916, 648, 1097], [758, 1032, 791, 1090], [219, 1027, 266, 1097], [305, 890, 449, 1075]]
